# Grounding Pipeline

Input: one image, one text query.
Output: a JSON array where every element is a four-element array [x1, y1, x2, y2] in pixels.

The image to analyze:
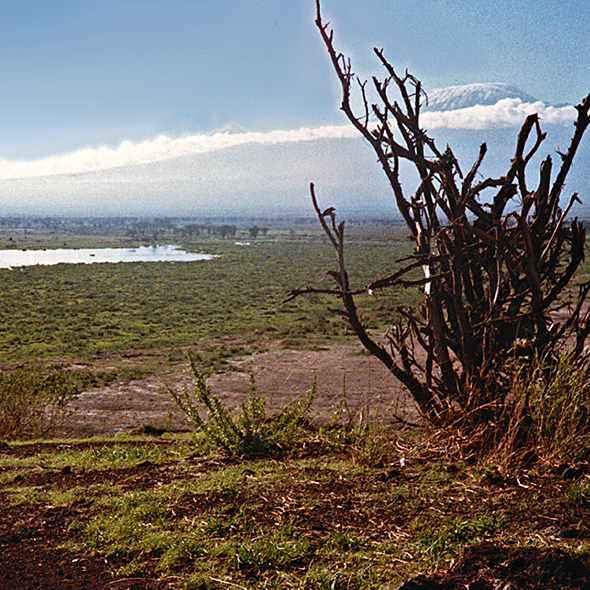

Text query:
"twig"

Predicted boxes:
[[209, 577, 249, 590]]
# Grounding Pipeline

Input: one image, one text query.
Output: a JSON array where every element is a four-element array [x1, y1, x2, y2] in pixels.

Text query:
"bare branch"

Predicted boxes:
[[298, 1, 590, 440]]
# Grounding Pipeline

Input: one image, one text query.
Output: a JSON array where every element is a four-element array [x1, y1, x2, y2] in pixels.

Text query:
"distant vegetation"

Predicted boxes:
[[0, 217, 416, 363]]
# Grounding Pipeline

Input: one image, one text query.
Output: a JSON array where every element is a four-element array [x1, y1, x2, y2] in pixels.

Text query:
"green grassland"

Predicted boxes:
[[0, 221, 417, 363]]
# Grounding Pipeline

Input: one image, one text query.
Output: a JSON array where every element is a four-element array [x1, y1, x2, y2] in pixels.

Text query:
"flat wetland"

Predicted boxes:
[[0, 221, 413, 362], [1, 219, 589, 590]]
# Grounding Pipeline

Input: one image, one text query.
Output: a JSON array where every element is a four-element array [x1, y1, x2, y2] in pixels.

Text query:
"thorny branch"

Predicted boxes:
[[287, 1, 590, 432]]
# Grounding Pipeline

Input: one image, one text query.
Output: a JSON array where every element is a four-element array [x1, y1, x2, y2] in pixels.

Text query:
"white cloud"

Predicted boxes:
[[421, 98, 576, 130], [0, 98, 576, 183], [0, 125, 358, 181]]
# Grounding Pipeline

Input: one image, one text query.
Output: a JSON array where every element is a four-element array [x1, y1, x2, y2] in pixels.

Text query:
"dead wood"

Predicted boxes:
[[288, 1, 590, 454]]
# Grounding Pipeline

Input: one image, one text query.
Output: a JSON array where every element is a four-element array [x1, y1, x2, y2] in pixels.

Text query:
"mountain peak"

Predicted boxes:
[[217, 123, 247, 135], [425, 83, 539, 112]]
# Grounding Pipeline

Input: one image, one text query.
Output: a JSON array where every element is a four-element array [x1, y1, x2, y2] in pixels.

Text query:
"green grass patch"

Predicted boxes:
[[1, 430, 589, 589]]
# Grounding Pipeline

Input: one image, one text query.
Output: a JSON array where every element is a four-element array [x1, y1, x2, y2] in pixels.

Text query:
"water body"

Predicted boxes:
[[0, 245, 215, 269]]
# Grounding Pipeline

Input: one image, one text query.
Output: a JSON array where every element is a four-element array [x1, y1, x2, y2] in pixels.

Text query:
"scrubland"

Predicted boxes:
[[0, 220, 589, 590]]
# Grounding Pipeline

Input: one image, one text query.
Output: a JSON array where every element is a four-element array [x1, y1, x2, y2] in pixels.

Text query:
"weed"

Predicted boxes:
[[0, 367, 80, 439], [198, 507, 250, 536], [86, 486, 186, 563], [233, 519, 313, 573], [48, 488, 85, 507], [169, 356, 315, 455], [530, 354, 590, 460], [306, 568, 345, 590], [7, 485, 44, 506], [565, 479, 590, 504], [86, 443, 172, 468], [330, 527, 368, 551], [500, 352, 590, 465]]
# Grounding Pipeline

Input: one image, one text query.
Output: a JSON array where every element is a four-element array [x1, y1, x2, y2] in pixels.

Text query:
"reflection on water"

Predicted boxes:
[[0, 245, 215, 269]]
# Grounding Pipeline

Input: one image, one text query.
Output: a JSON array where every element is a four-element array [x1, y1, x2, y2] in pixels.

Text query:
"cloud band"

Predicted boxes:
[[0, 99, 576, 181], [422, 98, 576, 130]]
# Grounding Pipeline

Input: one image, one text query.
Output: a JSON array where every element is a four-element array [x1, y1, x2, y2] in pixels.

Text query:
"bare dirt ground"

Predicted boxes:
[[3, 341, 590, 590], [59, 341, 420, 438]]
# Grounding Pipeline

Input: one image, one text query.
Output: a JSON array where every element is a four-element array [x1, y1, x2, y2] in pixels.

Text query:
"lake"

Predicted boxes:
[[0, 245, 215, 269]]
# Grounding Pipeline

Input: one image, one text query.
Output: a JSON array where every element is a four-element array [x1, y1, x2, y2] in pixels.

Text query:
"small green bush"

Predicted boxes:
[[169, 354, 314, 455], [0, 367, 80, 439]]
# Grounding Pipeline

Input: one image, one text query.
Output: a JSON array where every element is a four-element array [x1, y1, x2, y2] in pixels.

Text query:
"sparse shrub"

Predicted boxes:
[[168, 354, 315, 455], [495, 353, 590, 465], [0, 367, 80, 439], [290, 1, 590, 463]]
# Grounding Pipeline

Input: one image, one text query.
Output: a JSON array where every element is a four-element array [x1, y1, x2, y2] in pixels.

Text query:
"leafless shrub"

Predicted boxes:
[[288, 1, 590, 461], [0, 367, 79, 439]]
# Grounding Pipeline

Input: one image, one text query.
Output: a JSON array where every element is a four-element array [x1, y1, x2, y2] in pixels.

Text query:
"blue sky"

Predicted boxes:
[[0, 0, 588, 216]]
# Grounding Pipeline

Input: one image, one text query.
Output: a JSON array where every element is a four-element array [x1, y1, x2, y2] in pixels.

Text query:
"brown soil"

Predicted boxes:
[[2, 341, 590, 590], [397, 542, 590, 589], [0, 454, 183, 590], [58, 340, 420, 438]]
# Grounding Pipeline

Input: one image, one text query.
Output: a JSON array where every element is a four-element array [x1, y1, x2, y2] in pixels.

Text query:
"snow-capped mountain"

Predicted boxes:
[[217, 123, 247, 135], [424, 83, 539, 111]]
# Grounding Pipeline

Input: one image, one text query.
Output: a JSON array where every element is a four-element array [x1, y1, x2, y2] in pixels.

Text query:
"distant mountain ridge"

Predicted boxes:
[[424, 83, 540, 112]]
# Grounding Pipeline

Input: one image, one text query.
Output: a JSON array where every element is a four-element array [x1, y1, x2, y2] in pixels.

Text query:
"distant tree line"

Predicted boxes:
[[0, 216, 271, 244]]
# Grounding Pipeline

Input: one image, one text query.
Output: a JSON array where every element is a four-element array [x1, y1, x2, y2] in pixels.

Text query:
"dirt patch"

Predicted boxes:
[[59, 341, 419, 437], [2, 438, 590, 590], [397, 542, 590, 589], [0, 495, 166, 590]]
